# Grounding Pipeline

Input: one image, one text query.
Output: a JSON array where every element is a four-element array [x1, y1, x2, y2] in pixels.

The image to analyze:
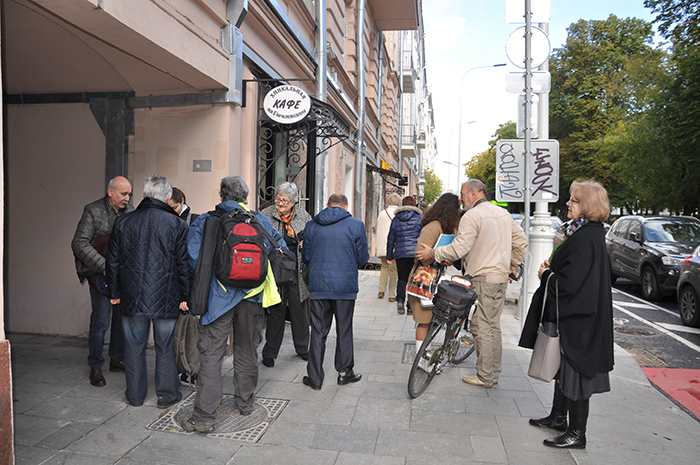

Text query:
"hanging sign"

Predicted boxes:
[[263, 85, 311, 124]]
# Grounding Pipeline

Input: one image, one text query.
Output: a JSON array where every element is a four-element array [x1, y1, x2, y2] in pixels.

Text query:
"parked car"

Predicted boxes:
[[677, 245, 700, 327], [606, 215, 700, 301]]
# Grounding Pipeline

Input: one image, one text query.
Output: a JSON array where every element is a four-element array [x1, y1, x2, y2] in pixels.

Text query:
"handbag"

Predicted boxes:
[[406, 262, 444, 299], [74, 235, 110, 280], [260, 228, 297, 287], [527, 273, 561, 382]]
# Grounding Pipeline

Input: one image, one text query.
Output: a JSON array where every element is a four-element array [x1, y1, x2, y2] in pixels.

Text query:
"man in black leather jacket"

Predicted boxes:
[[71, 176, 133, 387]]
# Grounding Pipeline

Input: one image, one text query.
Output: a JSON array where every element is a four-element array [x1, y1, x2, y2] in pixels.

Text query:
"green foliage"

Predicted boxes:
[[465, 122, 516, 194], [644, 0, 700, 215], [423, 167, 443, 205], [549, 14, 668, 213]]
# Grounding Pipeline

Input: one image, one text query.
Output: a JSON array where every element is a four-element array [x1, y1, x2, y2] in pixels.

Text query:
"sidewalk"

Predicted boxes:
[[10, 271, 700, 464]]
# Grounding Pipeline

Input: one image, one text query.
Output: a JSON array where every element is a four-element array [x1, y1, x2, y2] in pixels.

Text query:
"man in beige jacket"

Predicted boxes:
[[416, 179, 527, 388]]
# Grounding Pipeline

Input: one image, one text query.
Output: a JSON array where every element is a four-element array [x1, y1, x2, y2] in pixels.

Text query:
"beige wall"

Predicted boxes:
[[6, 103, 105, 335], [132, 105, 232, 212]]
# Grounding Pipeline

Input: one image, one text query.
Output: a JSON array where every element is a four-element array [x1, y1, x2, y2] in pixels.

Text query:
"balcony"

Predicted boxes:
[[402, 51, 416, 94], [416, 131, 426, 149], [401, 124, 417, 158], [367, 0, 419, 30]]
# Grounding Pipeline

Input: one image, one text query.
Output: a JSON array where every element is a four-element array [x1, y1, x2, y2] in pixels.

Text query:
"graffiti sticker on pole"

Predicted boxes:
[[495, 139, 559, 203]]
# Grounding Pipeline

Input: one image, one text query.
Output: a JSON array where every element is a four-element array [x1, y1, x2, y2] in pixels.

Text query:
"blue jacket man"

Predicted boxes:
[[301, 193, 369, 390], [182, 176, 286, 434]]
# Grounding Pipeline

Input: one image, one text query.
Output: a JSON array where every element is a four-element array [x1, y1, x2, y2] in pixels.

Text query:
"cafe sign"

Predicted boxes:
[[263, 85, 311, 124]]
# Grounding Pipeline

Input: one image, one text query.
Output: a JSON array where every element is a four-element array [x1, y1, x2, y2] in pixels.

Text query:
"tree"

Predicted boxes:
[[549, 15, 667, 212], [423, 167, 443, 205], [465, 121, 516, 194], [644, 0, 700, 214]]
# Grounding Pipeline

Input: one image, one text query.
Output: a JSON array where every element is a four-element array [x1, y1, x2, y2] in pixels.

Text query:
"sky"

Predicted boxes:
[[422, 0, 658, 193]]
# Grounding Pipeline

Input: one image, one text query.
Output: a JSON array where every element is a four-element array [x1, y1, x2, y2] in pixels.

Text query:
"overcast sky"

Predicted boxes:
[[422, 0, 658, 193]]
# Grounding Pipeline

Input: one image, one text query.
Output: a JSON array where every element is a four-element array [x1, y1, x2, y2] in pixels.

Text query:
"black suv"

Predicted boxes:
[[606, 216, 700, 301]]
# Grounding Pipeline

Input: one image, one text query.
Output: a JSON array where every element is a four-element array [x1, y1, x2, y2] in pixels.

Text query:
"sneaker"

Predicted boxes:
[[462, 375, 495, 388], [157, 394, 182, 409], [397, 301, 405, 315], [180, 417, 214, 433]]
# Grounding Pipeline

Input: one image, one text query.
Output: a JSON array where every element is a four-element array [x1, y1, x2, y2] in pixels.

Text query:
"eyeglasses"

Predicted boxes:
[[275, 197, 292, 206], [568, 197, 580, 204]]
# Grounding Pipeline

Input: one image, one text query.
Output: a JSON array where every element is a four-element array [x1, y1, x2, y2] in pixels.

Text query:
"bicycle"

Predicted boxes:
[[407, 276, 478, 399]]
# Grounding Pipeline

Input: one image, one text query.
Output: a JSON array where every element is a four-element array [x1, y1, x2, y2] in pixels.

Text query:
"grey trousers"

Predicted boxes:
[[191, 299, 264, 420]]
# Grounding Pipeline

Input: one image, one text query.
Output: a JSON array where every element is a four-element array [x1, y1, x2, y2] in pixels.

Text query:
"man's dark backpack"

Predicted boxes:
[[212, 208, 269, 289]]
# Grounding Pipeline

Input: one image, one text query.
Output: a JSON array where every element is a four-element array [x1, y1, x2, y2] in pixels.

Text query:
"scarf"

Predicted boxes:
[[563, 217, 589, 238], [279, 209, 295, 238]]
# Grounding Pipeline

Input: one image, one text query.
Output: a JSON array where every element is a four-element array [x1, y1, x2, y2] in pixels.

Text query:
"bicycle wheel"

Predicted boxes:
[[408, 320, 448, 399], [448, 320, 475, 364]]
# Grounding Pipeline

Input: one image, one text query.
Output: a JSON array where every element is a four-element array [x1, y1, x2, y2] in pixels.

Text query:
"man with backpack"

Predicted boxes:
[[181, 176, 285, 433]]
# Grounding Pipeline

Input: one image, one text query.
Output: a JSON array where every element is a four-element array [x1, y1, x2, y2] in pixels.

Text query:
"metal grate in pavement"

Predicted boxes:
[[146, 392, 288, 442], [627, 347, 669, 367]]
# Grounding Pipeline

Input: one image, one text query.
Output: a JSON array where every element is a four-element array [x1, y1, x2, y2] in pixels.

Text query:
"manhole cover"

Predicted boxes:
[[146, 392, 288, 442], [614, 326, 658, 336]]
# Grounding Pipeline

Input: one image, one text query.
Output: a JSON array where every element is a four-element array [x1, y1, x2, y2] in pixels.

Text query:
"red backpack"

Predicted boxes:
[[211, 208, 269, 289]]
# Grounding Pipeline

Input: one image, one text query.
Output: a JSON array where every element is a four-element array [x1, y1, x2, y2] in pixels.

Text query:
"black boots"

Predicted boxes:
[[529, 386, 568, 432], [543, 398, 589, 449]]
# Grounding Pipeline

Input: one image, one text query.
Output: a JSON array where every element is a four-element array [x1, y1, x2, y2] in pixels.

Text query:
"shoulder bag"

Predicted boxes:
[[527, 273, 561, 382]]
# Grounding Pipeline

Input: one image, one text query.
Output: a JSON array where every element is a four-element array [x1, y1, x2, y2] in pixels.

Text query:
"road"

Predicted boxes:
[[612, 278, 700, 371]]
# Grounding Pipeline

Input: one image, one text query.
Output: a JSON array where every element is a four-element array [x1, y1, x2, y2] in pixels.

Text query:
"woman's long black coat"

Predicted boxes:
[[519, 222, 614, 378]]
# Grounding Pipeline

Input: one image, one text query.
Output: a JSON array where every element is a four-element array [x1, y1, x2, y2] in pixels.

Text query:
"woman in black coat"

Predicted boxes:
[[520, 180, 613, 449]]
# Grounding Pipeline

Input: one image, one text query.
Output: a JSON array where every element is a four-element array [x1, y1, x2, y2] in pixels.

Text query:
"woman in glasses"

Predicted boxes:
[[520, 180, 614, 449], [260, 182, 312, 368]]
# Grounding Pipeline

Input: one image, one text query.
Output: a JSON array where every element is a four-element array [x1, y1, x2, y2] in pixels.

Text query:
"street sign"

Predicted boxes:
[[517, 94, 539, 138], [505, 26, 551, 69], [506, 71, 551, 93], [495, 139, 559, 203]]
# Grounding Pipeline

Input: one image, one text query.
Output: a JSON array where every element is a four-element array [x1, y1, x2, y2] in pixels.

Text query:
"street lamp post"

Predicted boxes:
[[456, 63, 507, 188], [443, 160, 458, 193]]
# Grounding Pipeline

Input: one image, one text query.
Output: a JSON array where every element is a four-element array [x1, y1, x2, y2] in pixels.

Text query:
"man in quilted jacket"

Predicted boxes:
[[301, 194, 369, 390], [71, 176, 134, 387], [106, 175, 190, 408]]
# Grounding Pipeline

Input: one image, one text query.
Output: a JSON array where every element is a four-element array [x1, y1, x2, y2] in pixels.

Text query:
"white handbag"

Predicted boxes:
[[527, 273, 561, 382]]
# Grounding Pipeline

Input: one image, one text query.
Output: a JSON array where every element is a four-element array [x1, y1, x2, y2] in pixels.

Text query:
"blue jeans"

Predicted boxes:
[[88, 283, 124, 368], [122, 316, 180, 406]]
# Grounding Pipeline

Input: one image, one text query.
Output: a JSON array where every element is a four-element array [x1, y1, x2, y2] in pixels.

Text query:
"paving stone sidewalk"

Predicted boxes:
[[10, 270, 700, 464]]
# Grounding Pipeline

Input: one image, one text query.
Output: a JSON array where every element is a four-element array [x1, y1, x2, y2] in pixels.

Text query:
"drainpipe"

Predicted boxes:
[[315, 0, 328, 213], [354, 0, 366, 219], [376, 32, 384, 138], [397, 32, 404, 188]]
